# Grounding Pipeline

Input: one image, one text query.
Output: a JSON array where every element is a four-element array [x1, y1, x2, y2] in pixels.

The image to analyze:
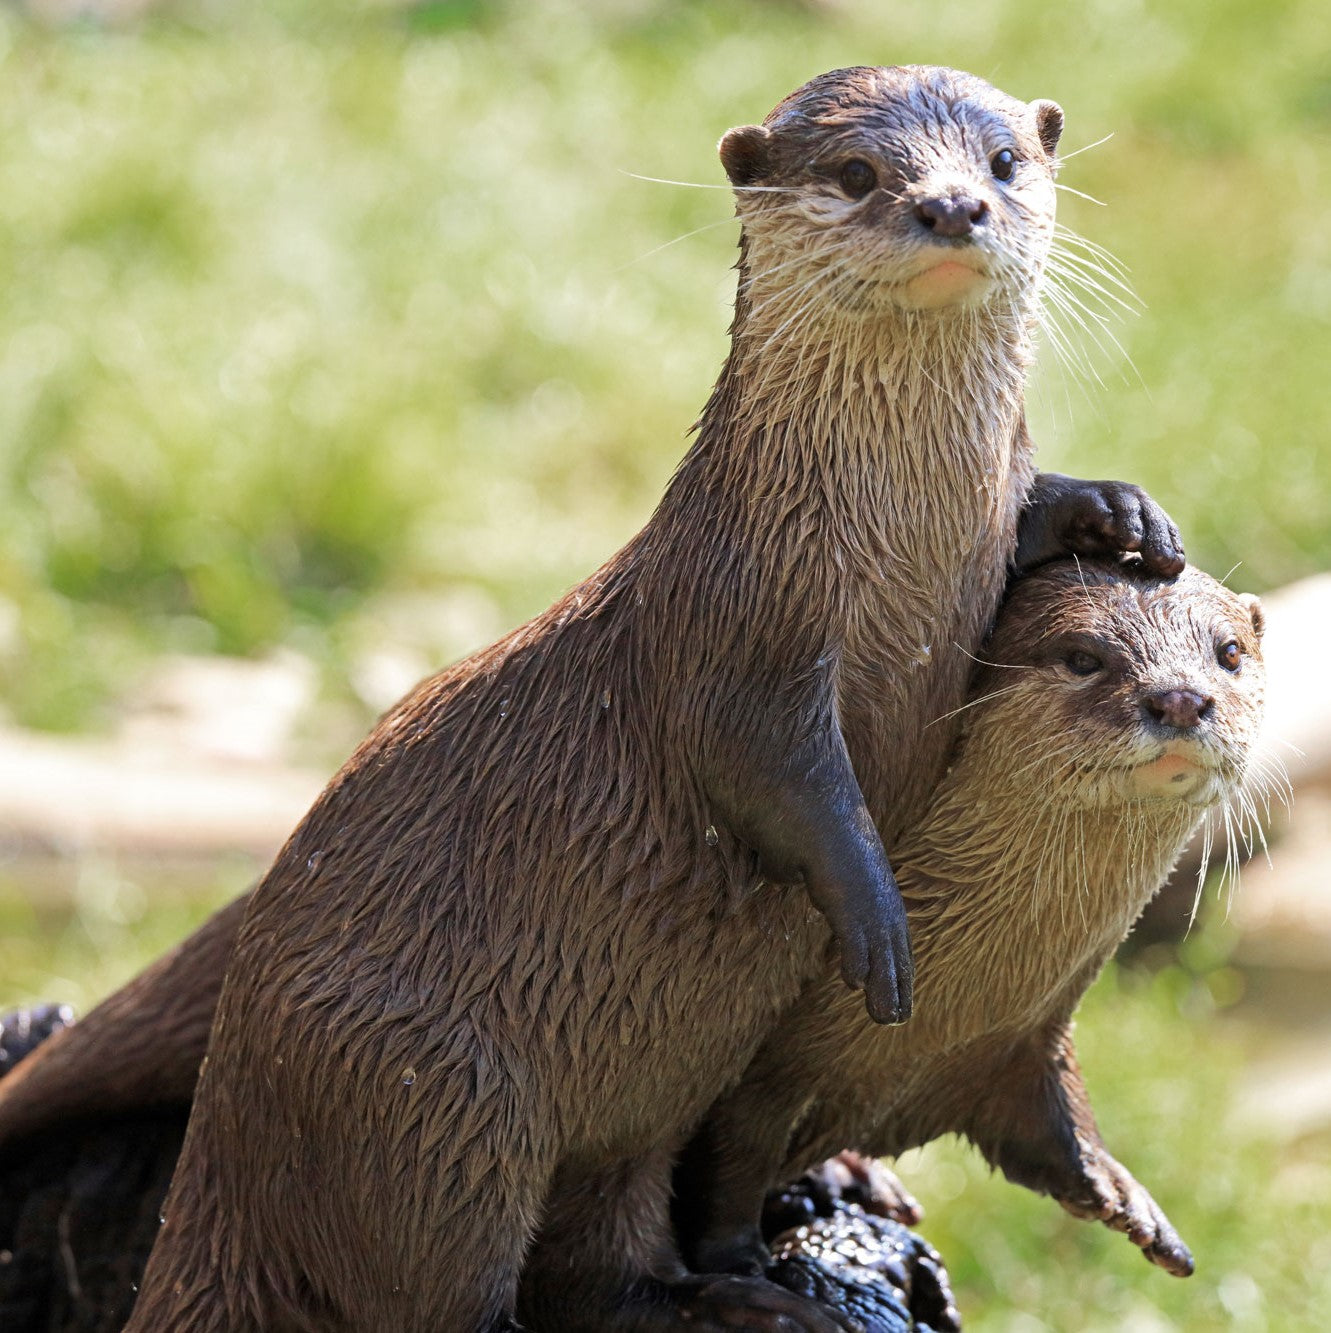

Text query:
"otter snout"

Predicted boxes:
[[1141, 688, 1215, 730], [913, 191, 988, 240]]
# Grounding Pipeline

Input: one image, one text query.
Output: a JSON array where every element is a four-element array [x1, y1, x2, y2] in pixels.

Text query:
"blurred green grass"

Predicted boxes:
[[2, 0, 1329, 734], [2, 0, 1330, 1327]]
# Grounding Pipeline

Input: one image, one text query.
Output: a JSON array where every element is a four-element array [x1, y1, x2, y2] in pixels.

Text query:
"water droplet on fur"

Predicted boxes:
[[275, 1055, 284, 1066], [705, 824, 719, 847], [916, 643, 932, 663], [402, 1067, 417, 1087], [306, 852, 321, 871], [498, 697, 510, 719], [599, 689, 611, 709], [158, 1213, 167, 1226]]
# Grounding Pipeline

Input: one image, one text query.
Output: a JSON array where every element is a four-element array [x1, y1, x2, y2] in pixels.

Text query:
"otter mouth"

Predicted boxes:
[[896, 254, 996, 310], [1123, 746, 1225, 801]]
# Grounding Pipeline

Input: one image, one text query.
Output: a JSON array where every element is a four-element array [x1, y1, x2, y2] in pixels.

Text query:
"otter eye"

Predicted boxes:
[[1217, 639, 1242, 672], [1064, 649, 1103, 677], [990, 149, 1016, 182], [839, 159, 877, 199]]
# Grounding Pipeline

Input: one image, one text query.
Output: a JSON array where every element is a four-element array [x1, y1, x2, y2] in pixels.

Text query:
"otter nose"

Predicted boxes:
[[913, 194, 988, 239], [1142, 689, 1214, 730]]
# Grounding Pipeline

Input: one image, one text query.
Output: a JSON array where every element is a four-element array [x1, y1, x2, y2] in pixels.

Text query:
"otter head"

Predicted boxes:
[[973, 560, 1266, 811], [720, 65, 1062, 323]]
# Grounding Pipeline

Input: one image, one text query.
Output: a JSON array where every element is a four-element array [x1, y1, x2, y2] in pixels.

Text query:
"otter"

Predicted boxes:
[[677, 559, 1266, 1286], [0, 560, 1248, 1332], [9, 66, 1181, 1332]]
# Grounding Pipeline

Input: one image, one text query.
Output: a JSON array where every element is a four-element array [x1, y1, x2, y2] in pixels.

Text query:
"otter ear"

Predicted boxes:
[[719, 124, 772, 187], [1240, 593, 1266, 640], [1031, 100, 1064, 159]]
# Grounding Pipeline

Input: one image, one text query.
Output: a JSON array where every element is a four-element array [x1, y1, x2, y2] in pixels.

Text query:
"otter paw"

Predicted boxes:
[[1015, 474, 1185, 578], [666, 1274, 862, 1332], [800, 1153, 923, 1227], [825, 892, 914, 1028], [1055, 1147, 1194, 1277], [766, 1207, 960, 1333]]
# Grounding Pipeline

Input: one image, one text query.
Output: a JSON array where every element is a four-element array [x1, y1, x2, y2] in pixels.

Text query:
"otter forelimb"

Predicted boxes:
[[708, 717, 913, 1026]]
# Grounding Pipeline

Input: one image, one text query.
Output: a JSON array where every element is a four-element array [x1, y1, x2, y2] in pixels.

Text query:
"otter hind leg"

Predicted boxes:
[[521, 1151, 857, 1333]]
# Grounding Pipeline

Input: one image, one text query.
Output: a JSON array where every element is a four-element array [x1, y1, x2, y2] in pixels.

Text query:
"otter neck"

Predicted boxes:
[[668, 252, 1039, 819], [899, 771, 1204, 1043], [709, 258, 1038, 524]]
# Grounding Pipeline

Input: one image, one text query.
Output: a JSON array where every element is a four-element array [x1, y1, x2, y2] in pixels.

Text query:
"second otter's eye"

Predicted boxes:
[[1217, 639, 1242, 672], [839, 159, 877, 199], [990, 149, 1016, 182], [1064, 649, 1103, 677]]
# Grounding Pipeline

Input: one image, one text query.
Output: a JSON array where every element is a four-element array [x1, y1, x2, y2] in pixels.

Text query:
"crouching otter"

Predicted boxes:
[[679, 559, 1266, 1287]]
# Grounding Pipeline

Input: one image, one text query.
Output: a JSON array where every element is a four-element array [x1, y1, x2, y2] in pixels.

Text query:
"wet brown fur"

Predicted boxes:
[[11, 66, 1070, 1332], [683, 561, 1266, 1282]]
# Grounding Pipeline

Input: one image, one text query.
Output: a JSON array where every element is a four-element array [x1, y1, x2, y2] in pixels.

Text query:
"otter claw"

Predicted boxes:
[[1014, 472, 1185, 578], [803, 1152, 923, 1226], [1056, 1146, 1194, 1277], [840, 909, 913, 1026]]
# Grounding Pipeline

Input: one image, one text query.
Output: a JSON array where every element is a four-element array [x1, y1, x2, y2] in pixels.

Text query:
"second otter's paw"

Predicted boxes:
[[1054, 1144, 1194, 1277], [799, 1152, 924, 1227]]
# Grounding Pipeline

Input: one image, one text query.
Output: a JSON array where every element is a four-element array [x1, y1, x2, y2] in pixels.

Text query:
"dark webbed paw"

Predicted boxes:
[[1053, 1144, 1193, 1277], [764, 1200, 961, 1333], [717, 727, 914, 1026], [786, 1153, 923, 1227], [1015, 472, 1184, 577]]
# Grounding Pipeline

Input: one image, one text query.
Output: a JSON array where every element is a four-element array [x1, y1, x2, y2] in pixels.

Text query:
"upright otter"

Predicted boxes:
[[679, 560, 1266, 1285], [11, 66, 1181, 1332]]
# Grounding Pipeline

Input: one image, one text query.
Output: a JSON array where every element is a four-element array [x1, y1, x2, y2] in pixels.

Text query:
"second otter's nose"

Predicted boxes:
[[913, 194, 988, 239], [1142, 689, 1215, 730]]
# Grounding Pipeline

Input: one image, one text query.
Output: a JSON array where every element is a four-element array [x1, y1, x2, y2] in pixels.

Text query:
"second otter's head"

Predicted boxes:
[[969, 560, 1266, 812], [721, 65, 1062, 319]]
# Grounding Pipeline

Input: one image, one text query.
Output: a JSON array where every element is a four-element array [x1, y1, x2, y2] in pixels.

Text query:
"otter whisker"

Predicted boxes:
[[1043, 271, 1146, 393], [1054, 131, 1116, 163], [950, 643, 1038, 670], [1045, 243, 1140, 304], [1044, 254, 1141, 317], [1054, 182, 1108, 207], [617, 217, 739, 271], [1053, 224, 1132, 279], [740, 235, 862, 292], [1039, 285, 1110, 390], [621, 171, 800, 194], [925, 683, 1027, 728]]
